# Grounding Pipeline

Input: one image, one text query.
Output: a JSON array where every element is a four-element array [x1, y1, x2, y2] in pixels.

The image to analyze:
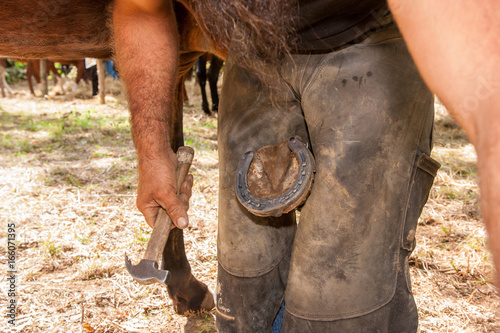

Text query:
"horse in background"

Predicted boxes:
[[195, 53, 223, 115], [25, 59, 92, 96], [0, 58, 13, 97]]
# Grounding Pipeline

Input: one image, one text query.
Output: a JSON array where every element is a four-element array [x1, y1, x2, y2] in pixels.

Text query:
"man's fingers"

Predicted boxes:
[[169, 174, 193, 227], [179, 174, 193, 201], [142, 206, 160, 228], [137, 169, 193, 230], [178, 193, 190, 211], [137, 188, 188, 229], [183, 174, 194, 191]]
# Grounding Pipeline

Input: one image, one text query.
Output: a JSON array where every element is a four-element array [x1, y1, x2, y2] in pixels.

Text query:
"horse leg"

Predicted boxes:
[[82, 60, 91, 85], [1, 64, 12, 96], [4, 76, 12, 95], [182, 78, 189, 104], [161, 80, 215, 314], [75, 60, 85, 85], [207, 55, 223, 113], [90, 65, 98, 96], [49, 61, 65, 95], [0, 60, 6, 97], [26, 61, 37, 96], [48, 61, 58, 84], [0, 59, 13, 97], [195, 55, 210, 115], [0, 79, 5, 98]]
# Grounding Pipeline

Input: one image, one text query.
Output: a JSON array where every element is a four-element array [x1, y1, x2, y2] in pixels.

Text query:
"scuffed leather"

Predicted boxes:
[[284, 22, 435, 321], [216, 18, 437, 331], [217, 55, 309, 277]]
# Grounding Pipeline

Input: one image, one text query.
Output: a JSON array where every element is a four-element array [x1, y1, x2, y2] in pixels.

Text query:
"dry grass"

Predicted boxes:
[[0, 77, 498, 332], [411, 101, 499, 332]]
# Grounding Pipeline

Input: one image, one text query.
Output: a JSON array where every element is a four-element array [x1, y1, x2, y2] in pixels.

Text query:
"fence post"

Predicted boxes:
[[97, 59, 105, 104], [40, 59, 48, 96]]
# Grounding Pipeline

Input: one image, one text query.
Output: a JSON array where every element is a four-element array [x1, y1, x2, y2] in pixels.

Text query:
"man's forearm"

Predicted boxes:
[[388, 0, 500, 281], [113, 0, 189, 228], [113, 0, 179, 158], [475, 98, 500, 283], [387, 0, 500, 144]]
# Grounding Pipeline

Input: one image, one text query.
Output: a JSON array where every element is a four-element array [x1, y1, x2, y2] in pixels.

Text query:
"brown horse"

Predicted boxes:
[[25, 59, 88, 95], [24, 59, 62, 95], [195, 53, 224, 115], [0, 0, 224, 314]]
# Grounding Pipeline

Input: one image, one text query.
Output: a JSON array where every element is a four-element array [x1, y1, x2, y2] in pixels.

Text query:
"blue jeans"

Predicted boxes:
[[272, 301, 285, 333]]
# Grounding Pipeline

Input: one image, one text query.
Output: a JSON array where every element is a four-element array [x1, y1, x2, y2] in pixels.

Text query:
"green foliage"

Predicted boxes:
[[0, 109, 131, 160], [134, 228, 150, 244], [183, 118, 218, 152], [438, 185, 478, 201], [4, 61, 26, 83], [1, 133, 13, 147], [76, 234, 92, 245], [190, 313, 216, 333], [47, 167, 87, 187]]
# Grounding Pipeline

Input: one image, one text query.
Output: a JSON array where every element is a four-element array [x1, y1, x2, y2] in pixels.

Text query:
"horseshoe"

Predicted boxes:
[[236, 137, 315, 217]]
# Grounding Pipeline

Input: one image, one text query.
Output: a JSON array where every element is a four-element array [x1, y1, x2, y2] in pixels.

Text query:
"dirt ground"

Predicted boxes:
[[0, 74, 498, 332]]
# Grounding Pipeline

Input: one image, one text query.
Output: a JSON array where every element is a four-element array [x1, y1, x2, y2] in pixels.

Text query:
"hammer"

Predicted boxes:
[[125, 146, 194, 285]]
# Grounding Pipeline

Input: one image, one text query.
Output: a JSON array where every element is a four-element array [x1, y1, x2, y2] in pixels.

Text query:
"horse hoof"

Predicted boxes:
[[200, 287, 216, 312], [170, 275, 215, 315]]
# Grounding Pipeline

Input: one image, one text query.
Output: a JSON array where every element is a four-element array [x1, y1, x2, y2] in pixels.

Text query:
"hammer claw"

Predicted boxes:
[[125, 254, 171, 285]]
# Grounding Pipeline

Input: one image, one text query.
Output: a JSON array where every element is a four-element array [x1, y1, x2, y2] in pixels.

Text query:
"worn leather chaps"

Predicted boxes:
[[216, 18, 439, 333]]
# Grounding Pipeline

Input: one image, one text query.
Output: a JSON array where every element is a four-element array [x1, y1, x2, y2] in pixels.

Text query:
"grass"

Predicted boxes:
[[0, 107, 130, 159], [78, 259, 119, 280], [42, 238, 62, 258], [134, 228, 151, 245], [76, 234, 92, 245], [184, 118, 218, 152]]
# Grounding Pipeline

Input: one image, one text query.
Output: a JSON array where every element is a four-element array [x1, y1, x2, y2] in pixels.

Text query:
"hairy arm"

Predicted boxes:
[[388, 1, 500, 281], [113, 0, 190, 228]]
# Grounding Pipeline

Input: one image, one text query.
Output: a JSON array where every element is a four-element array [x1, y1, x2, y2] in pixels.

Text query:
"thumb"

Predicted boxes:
[[162, 195, 189, 229]]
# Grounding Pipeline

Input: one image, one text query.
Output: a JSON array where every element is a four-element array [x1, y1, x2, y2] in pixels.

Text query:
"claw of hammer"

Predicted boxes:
[[125, 255, 171, 285], [125, 146, 194, 285]]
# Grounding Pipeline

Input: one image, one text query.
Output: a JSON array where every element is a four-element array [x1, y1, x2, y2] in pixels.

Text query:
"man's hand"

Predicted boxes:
[[137, 147, 193, 228], [113, 0, 186, 228]]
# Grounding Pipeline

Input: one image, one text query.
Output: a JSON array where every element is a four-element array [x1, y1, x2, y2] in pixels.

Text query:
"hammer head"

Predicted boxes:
[[125, 255, 171, 285]]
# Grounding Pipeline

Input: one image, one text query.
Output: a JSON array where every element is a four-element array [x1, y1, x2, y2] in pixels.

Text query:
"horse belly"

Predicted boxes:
[[0, 0, 113, 59]]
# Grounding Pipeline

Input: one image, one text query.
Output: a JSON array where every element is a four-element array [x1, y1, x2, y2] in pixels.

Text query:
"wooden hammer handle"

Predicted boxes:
[[144, 146, 194, 263]]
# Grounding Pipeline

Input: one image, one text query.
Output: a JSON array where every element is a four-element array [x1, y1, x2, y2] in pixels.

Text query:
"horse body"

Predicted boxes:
[[0, 0, 223, 314], [0, 1, 224, 66], [0, 0, 113, 60]]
